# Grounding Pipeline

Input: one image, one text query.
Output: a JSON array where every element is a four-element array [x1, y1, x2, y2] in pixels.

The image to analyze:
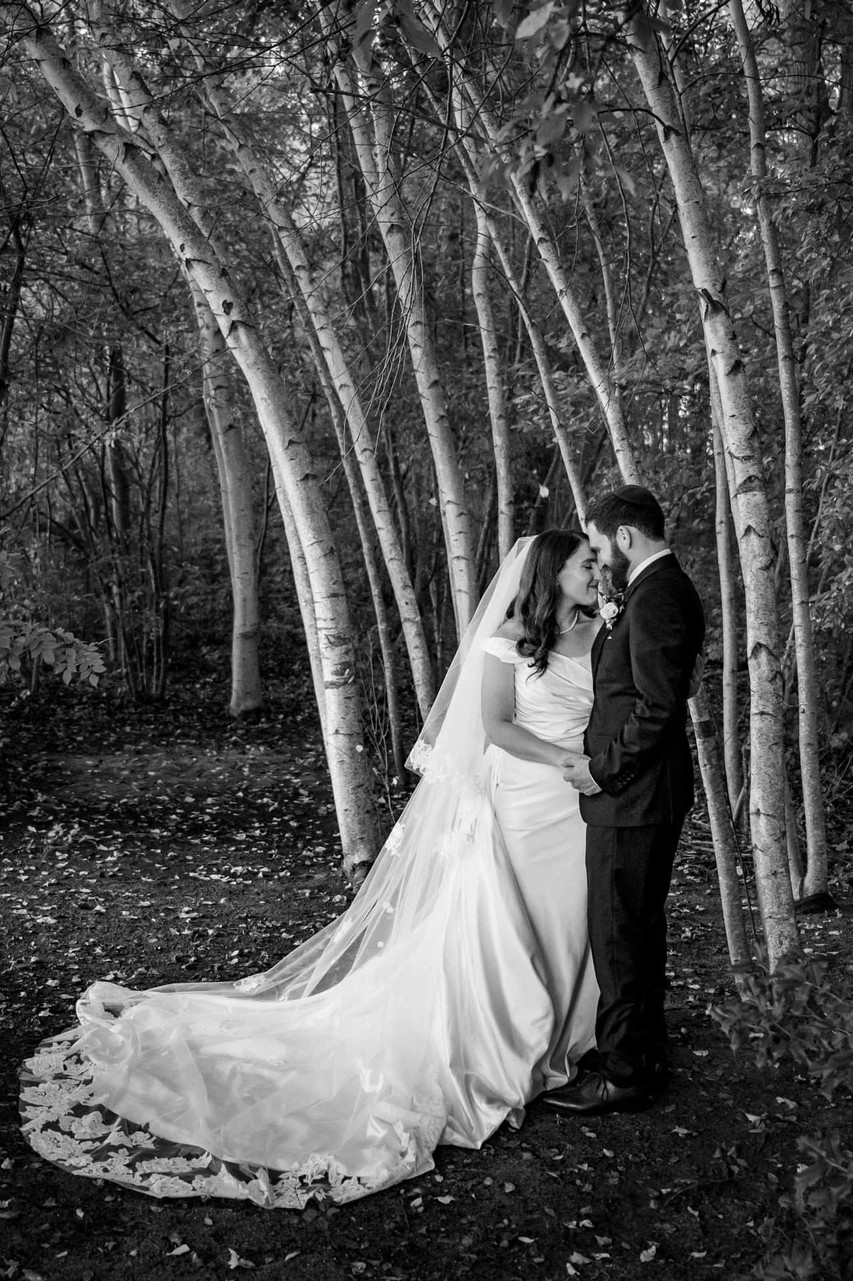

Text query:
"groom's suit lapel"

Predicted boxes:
[[622, 552, 677, 607], [592, 553, 679, 682], [591, 622, 608, 678]]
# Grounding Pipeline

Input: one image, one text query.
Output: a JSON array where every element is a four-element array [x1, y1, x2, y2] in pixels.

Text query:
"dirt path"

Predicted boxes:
[[1, 684, 850, 1280]]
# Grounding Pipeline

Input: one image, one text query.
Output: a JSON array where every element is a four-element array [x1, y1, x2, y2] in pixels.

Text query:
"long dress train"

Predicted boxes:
[[20, 637, 598, 1208]]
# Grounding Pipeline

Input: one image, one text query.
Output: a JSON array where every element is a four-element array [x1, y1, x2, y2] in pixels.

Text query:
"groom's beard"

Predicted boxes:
[[603, 546, 631, 594]]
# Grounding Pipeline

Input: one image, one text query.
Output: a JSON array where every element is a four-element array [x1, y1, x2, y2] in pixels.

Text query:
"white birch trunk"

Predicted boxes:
[[784, 769, 805, 898], [580, 177, 625, 394], [627, 7, 798, 965], [191, 285, 263, 718], [710, 386, 744, 813], [277, 491, 327, 746], [690, 685, 755, 988], [470, 211, 514, 558], [24, 16, 379, 872], [729, 0, 828, 898]]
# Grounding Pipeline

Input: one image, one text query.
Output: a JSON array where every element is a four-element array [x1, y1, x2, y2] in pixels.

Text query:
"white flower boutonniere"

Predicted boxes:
[[600, 598, 623, 631]]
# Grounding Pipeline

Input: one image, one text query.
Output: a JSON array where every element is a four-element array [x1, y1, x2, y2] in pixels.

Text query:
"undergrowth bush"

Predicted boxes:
[[711, 952, 853, 1280]]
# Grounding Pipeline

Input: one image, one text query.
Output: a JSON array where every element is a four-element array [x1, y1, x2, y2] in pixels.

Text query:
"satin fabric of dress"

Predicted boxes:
[[20, 638, 598, 1207], [484, 639, 599, 1086]]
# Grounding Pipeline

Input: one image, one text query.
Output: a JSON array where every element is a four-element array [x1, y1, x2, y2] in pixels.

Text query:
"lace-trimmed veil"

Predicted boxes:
[[130, 535, 538, 1008]]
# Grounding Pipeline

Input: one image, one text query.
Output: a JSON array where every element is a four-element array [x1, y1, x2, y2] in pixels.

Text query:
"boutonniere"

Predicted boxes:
[[599, 597, 624, 631]]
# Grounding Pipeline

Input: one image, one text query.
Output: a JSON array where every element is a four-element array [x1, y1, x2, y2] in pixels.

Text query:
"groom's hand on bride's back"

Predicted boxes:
[[560, 753, 603, 796]]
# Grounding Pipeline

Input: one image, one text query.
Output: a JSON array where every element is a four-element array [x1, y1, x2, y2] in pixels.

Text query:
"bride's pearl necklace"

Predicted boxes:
[[556, 609, 580, 636]]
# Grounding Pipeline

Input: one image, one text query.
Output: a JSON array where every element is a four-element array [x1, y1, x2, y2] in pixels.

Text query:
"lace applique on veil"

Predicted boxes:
[[20, 1033, 447, 1208]]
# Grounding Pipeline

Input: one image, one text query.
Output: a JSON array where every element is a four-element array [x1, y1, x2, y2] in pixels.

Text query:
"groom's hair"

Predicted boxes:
[[586, 486, 666, 541]]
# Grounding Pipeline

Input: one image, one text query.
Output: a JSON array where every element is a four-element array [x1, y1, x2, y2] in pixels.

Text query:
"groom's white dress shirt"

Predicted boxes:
[[627, 548, 672, 586]]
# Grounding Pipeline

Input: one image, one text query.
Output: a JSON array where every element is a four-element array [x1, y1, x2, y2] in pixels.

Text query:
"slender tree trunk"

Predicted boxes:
[[24, 12, 379, 872], [689, 685, 755, 988], [0, 219, 26, 409], [779, 0, 829, 163], [191, 285, 263, 718], [470, 211, 514, 557], [135, 342, 171, 701], [627, 7, 798, 966], [105, 347, 130, 543], [711, 394, 744, 813], [784, 769, 804, 898], [581, 176, 625, 394], [278, 491, 327, 745], [840, 7, 853, 124], [103, 344, 137, 691], [729, 0, 828, 898]]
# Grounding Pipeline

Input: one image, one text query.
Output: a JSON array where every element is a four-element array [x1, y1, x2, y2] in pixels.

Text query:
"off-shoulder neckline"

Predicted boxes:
[[550, 648, 593, 666], [486, 636, 593, 666]]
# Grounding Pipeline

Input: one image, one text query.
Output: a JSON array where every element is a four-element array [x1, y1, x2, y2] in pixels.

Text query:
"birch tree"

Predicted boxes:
[[190, 285, 263, 718], [470, 213, 514, 558]]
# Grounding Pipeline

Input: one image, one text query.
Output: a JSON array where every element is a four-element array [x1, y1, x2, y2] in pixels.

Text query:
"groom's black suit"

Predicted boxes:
[[580, 553, 705, 1086]]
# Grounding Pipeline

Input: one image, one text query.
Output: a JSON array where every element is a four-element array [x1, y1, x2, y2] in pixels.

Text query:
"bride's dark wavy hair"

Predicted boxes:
[[508, 528, 588, 675]]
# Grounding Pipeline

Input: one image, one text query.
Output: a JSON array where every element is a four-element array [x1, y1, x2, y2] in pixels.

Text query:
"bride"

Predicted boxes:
[[20, 530, 603, 1208]]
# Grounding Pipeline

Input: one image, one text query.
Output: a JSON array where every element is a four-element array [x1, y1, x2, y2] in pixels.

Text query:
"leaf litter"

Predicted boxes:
[[1, 676, 852, 1279]]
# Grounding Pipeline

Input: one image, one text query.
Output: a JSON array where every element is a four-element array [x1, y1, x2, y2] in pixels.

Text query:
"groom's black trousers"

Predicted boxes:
[[584, 820, 683, 1085]]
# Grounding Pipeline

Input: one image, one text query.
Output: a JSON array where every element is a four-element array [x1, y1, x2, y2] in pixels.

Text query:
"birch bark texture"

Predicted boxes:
[[191, 286, 264, 718], [711, 404, 744, 815], [470, 212, 514, 559]]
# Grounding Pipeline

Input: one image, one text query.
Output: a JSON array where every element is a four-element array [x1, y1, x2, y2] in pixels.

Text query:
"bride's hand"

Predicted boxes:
[[560, 753, 603, 796]]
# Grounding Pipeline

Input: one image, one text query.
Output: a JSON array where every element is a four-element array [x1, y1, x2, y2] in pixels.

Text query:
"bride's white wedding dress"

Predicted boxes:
[[20, 636, 598, 1208]]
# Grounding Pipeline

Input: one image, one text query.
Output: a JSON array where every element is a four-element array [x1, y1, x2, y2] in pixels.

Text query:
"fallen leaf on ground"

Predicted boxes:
[[227, 1248, 255, 1270]]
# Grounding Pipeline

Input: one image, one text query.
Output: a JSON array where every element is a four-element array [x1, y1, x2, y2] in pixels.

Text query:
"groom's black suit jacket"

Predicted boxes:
[[580, 554, 705, 828]]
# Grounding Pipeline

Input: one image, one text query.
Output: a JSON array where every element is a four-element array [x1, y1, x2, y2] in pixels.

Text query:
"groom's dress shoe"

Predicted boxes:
[[647, 1061, 670, 1096], [542, 1072, 651, 1116]]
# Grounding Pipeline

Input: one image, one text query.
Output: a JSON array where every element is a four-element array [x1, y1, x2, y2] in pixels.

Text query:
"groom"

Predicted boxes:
[[547, 485, 705, 1116]]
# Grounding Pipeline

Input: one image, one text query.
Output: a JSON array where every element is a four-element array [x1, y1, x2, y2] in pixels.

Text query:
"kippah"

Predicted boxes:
[[612, 485, 660, 508]]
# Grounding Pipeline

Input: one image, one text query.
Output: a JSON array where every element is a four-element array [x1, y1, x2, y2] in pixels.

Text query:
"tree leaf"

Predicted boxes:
[[516, 4, 554, 42]]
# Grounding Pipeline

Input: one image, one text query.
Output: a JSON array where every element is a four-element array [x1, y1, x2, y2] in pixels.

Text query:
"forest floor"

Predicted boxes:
[[1, 672, 852, 1281]]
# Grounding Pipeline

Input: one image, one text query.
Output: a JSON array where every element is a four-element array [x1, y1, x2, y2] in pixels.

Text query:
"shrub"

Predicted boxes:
[[0, 619, 106, 688], [711, 953, 853, 1280]]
